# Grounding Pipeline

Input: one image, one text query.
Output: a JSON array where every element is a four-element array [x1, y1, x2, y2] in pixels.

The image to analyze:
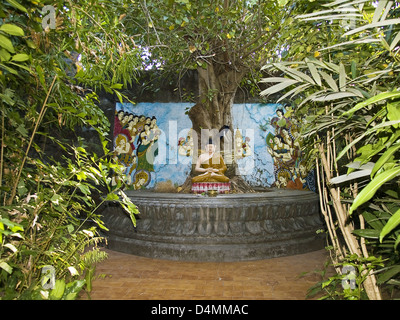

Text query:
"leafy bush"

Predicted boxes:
[[262, 0, 400, 299], [0, 0, 139, 299]]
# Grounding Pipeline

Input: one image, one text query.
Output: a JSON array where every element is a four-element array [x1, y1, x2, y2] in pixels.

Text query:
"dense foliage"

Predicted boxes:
[[0, 0, 139, 299], [262, 0, 400, 299]]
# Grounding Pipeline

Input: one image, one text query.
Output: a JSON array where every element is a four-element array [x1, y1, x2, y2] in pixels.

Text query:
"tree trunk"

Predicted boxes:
[[180, 63, 254, 193]]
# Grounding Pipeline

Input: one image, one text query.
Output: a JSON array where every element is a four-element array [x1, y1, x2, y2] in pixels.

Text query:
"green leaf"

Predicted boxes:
[[5, 0, 28, 13], [0, 48, 11, 62], [106, 192, 119, 201], [0, 218, 23, 233], [387, 103, 400, 128], [307, 62, 322, 86], [11, 53, 29, 62], [35, 64, 47, 91], [342, 91, 400, 117], [343, 19, 400, 37], [362, 211, 385, 231], [338, 121, 400, 162], [313, 91, 357, 102], [377, 265, 400, 284], [371, 143, 400, 178], [352, 229, 380, 239], [0, 260, 13, 274], [349, 166, 400, 214], [114, 90, 124, 103], [380, 208, 400, 242], [260, 79, 299, 96], [274, 64, 315, 84], [76, 171, 87, 181], [337, 133, 365, 161], [395, 234, 400, 249], [320, 71, 338, 91], [4, 243, 17, 253], [50, 279, 66, 300], [351, 60, 358, 79], [50, 194, 62, 205], [63, 280, 85, 300], [77, 183, 91, 195], [278, 0, 289, 6], [0, 24, 24, 36], [0, 63, 18, 74], [339, 62, 346, 91], [0, 34, 15, 53]]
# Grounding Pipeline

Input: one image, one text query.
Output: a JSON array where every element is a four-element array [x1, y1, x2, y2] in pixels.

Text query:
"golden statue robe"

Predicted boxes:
[[191, 153, 230, 183]]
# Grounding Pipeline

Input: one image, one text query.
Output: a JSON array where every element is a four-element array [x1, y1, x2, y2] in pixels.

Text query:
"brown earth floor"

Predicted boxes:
[[79, 248, 334, 300]]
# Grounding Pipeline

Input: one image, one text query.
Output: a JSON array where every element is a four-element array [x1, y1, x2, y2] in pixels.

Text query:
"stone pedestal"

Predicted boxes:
[[102, 189, 324, 262]]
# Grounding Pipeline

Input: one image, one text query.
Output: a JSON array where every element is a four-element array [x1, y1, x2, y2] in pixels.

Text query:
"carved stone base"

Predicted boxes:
[[101, 189, 325, 262]]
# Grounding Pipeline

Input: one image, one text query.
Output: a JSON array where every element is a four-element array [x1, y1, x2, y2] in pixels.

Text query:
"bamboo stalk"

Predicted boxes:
[[318, 136, 382, 300], [315, 150, 343, 261], [0, 105, 4, 191], [6, 75, 57, 206]]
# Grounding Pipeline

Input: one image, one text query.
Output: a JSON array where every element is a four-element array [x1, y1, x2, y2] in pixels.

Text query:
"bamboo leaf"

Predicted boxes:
[[366, 120, 400, 132], [380, 208, 400, 242], [321, 38, 380, 52], [377, 265, 400, 284], [372, 0, 387, 23], [339, 63, 346, 91], [300, 14, 362, 22], [390, 31, 400, 50], [342, 91, 400, 117], [277, 83, 310, 102], [351, 60, 358, 79], [330, 169, 371, 184], [307, 62, 322, 86], [387, 103, 400, 123], [371, 143, 400, 177], [324, 0, 367, 8], [5, 0, 28, 13], [346, 87, 364, 98], [352, 228, 380, 239], [343, 19, 400, 36], [349, 166, 400, 214], [337, 132, 365, 161], [297, 7, 359, 19], [274, 64, 315, 84], [0, 260, 13, 274], [362, 210, 385, 231], [260, 79, 299, 96], [114, 89, 124, 103], [395, 235, 400, 249], [4, 243, 17, 253], [313, 91, 357, 102], [381, 1, 393, 21], [320, 71, 338, 91], [260, 77, 291, 83]]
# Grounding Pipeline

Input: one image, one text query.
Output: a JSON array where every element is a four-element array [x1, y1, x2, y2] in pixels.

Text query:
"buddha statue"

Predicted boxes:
[[191, 142, 230, 183]]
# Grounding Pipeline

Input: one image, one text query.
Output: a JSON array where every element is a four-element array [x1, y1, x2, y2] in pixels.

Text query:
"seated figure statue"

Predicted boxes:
[[191, 142, 230, 183]]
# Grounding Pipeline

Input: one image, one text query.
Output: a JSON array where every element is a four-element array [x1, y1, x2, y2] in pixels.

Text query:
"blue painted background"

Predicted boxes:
[[114, 102, 315, 191]]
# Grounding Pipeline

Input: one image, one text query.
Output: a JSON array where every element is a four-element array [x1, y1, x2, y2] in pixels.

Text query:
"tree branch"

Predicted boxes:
[[240, 28, 280, 61]]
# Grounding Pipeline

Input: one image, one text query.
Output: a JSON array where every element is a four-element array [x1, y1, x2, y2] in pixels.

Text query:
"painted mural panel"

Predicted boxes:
[[264, 106, 316, 192], [113, 102, 193, 189], [113, 102, 315, 192]]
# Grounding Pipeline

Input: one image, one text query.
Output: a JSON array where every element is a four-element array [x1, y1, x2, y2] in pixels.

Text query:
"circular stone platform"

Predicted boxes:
[[101, 189, 325, 262]]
